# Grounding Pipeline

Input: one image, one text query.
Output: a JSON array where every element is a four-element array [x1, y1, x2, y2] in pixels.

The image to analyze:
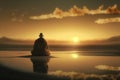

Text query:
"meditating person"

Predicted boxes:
[[31, 33, 50, 56]]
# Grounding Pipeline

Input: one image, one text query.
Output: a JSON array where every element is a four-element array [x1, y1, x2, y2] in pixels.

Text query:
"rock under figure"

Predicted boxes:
[[31, 33, 50, 56]]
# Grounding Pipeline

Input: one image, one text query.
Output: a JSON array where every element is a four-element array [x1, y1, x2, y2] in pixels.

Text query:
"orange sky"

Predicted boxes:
[[1, 16, 120, 42], [0, 0, 120, 42]]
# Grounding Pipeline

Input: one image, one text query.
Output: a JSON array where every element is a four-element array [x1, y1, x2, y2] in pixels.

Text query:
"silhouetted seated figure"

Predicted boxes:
[[31, 33, 50, 56], [30, 57, 50, 74]]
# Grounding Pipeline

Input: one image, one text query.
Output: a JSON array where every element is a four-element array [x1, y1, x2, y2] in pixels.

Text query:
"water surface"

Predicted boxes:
[[0, 51, 120, 80]]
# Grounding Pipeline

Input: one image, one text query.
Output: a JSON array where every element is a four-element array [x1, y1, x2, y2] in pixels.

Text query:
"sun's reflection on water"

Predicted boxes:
[[71, 53, 79, 59]]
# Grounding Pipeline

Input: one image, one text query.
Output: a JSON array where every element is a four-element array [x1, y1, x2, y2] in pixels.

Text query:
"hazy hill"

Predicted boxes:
[[0, 37, 34, 45], [107, 35, 120, 42], [81, 35, 120, 45]]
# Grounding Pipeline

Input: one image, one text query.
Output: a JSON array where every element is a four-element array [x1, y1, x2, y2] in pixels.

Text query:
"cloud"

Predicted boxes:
[[95, 17, 120, 24], [30, 6, 85, 20], [11, 17, 23, 22], [30, 4, 120, 20], [95, 65, 120, 71], [11, 11, 25, 22], [106, 4, 120, 14], [49, 70, 120, 80]]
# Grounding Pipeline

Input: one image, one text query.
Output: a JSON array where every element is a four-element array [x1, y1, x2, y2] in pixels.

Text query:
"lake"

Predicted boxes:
[[0, 51, 120, 80]]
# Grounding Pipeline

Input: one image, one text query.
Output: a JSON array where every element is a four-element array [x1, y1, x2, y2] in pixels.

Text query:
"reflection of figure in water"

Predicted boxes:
[[30, 57, 50, 74], [31, 33, 50, 56]]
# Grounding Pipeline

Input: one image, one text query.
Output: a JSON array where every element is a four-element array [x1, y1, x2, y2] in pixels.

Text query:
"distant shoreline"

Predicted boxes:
[[0, 44, 120, 51], [0, 50, 120, 56]]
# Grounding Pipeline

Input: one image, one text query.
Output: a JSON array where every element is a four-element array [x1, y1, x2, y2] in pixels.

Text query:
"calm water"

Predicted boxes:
[[0, 51, 120, 79]]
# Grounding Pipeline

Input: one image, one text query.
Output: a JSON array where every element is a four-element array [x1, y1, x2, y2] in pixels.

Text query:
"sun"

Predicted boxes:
[[72, 37, 79, 43]]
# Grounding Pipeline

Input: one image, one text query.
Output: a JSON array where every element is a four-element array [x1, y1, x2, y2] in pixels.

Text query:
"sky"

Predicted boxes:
[[0, 0, 120, 43]]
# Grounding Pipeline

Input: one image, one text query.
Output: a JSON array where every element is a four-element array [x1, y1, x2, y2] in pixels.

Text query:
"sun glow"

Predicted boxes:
[[72, 37, 79, 43], [71, 54, 79, 59]]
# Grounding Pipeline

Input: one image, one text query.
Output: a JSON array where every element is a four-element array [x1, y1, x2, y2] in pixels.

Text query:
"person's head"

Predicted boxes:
[[39, 33, 43, 38]]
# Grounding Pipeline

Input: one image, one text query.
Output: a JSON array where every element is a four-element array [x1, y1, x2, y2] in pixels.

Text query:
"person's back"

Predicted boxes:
[[31, 33, 50, 56], [34, 37, 47, 50]]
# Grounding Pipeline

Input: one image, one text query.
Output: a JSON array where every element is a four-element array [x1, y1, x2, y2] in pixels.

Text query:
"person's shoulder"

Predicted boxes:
[[35, 38, 40, 41], [42, 38, 46, 41]]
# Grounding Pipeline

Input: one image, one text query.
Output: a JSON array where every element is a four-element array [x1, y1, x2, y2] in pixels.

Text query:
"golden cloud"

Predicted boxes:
[[30, 4, 120, 20], [49, 70, 120, 80], [95, 65, 120, 71], [106, 4, 120, 14], [95, 17, 120, 24]]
